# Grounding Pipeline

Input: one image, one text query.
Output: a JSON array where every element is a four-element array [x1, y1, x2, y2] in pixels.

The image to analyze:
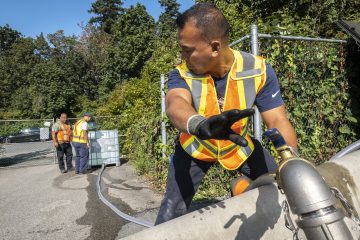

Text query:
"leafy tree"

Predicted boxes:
[[0, 24, 21, 54], [76, 24, 112, 100], [29, 61, 77, 118], [99, 3, 156, 96], [294, 0, 360, 37], [1, 30, 93, 118], [88, 0, 124, 33], [34, 33, 51, 59], [0, 38, 39, 111], [47, 30, 77, 59], [196, 0, 360, 39], [31, 31, 92, 117], [157, 0, 180, 39]]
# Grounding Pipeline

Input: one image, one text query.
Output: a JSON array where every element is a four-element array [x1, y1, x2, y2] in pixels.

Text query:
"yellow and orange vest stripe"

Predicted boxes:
[[178, 49, 267, 170], [72, 119, 87, 144]]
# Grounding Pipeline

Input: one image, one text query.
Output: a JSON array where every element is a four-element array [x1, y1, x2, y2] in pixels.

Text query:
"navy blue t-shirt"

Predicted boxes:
[[167, 63, 284, 112]]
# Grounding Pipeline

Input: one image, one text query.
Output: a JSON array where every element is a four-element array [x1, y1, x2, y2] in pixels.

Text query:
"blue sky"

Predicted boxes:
[[0, 0, 194, 38]]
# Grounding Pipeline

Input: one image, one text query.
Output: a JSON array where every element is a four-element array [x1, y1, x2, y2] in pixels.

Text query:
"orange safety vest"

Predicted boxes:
[[178, 49, 267, 170], [55, 122, 72, 143]]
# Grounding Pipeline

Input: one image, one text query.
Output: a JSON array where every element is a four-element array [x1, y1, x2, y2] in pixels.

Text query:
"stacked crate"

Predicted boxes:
[[88, 130, 120, 167]]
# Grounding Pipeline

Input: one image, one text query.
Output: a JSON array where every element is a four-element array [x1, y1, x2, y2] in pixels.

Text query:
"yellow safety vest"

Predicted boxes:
[[72, 119, 87, 144], [178, 49, 267, 170]]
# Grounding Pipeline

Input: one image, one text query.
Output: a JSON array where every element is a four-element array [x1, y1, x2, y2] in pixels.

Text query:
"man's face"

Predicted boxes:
[[59, 114, 67, 123], [178, 20, 216, 75], [84, 116, 91, 122]]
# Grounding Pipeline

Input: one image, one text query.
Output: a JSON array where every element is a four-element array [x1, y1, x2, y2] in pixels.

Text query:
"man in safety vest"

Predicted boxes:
[[52, 112, 73, 173], [155, 3, 298, 224], [72, 112, 92, 174]]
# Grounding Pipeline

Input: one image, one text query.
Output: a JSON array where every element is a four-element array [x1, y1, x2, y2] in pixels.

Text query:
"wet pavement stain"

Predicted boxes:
[[101, 171, 150, 191], [52, 167, 158, 239], [75, 173, 135, 240], [53, 172, 87, 190]]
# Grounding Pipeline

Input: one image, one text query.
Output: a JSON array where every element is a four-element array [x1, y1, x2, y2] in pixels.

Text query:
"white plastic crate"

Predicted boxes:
[[40, 128, 50, 140], [88, 130, 120, 167]]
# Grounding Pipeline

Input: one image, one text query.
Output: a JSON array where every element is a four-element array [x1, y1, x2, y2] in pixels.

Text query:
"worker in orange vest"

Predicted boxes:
[[155, 3, 298, 224], [52, 112, 73, 173]]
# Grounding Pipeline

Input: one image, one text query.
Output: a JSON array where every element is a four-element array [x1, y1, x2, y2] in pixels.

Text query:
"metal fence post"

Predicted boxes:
[[52, 118, 57, 164], [160, 74, 167, 159], [250, 23, 263, 142]]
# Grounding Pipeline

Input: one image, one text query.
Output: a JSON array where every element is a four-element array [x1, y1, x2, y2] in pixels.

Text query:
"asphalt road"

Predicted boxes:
[[0, 162, 163, 240], [0, 152, 220, 239], [0, 141, 54, 167]]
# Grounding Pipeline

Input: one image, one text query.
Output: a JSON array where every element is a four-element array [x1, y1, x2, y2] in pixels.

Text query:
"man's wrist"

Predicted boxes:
[[187, 115, 206, 135]]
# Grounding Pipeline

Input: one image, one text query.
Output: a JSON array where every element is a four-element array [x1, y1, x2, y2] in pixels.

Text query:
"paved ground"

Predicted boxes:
[[0, 156, 222, 240], [0, 161, 164, 240], [2, 142, 53, 157], [0, 142, 54, 167], [0, 164, 90, 240]]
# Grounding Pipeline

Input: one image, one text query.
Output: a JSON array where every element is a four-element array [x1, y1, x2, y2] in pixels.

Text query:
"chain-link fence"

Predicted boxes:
[[228, 25, 357, 164]]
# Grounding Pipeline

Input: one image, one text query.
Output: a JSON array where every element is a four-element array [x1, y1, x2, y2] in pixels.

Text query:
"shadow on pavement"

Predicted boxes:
[[0, 149, 53, 167]]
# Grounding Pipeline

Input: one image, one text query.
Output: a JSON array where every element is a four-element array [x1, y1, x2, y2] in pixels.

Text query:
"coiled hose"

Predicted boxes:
[[96, 163, 155, 228]]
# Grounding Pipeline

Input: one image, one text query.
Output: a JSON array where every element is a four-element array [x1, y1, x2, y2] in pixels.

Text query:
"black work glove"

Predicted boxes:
[[187, 109, 254, 146]]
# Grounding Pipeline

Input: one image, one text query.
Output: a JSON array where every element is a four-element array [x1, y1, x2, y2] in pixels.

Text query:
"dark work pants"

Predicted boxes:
[[56, 143, 73, 171], [155, 138, 278, 225], [72, 142, 89, 173]]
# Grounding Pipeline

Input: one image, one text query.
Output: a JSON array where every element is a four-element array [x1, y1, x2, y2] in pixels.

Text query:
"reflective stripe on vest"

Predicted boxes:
[[72, 119, 87, 143], [177, 49, 267, 170]]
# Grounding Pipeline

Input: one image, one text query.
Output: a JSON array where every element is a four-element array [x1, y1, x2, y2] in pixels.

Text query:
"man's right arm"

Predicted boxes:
[[52, 123, 59, 147], [52, 131, 59, 147], [165, 88, 197, 133]]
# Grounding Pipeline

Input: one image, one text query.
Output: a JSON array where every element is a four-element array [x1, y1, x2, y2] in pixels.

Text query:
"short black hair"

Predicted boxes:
[[176, 3, 230, 42]]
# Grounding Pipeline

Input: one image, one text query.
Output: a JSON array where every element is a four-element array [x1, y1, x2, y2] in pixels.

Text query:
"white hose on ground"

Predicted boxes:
[[96, 163, 155, 228]]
